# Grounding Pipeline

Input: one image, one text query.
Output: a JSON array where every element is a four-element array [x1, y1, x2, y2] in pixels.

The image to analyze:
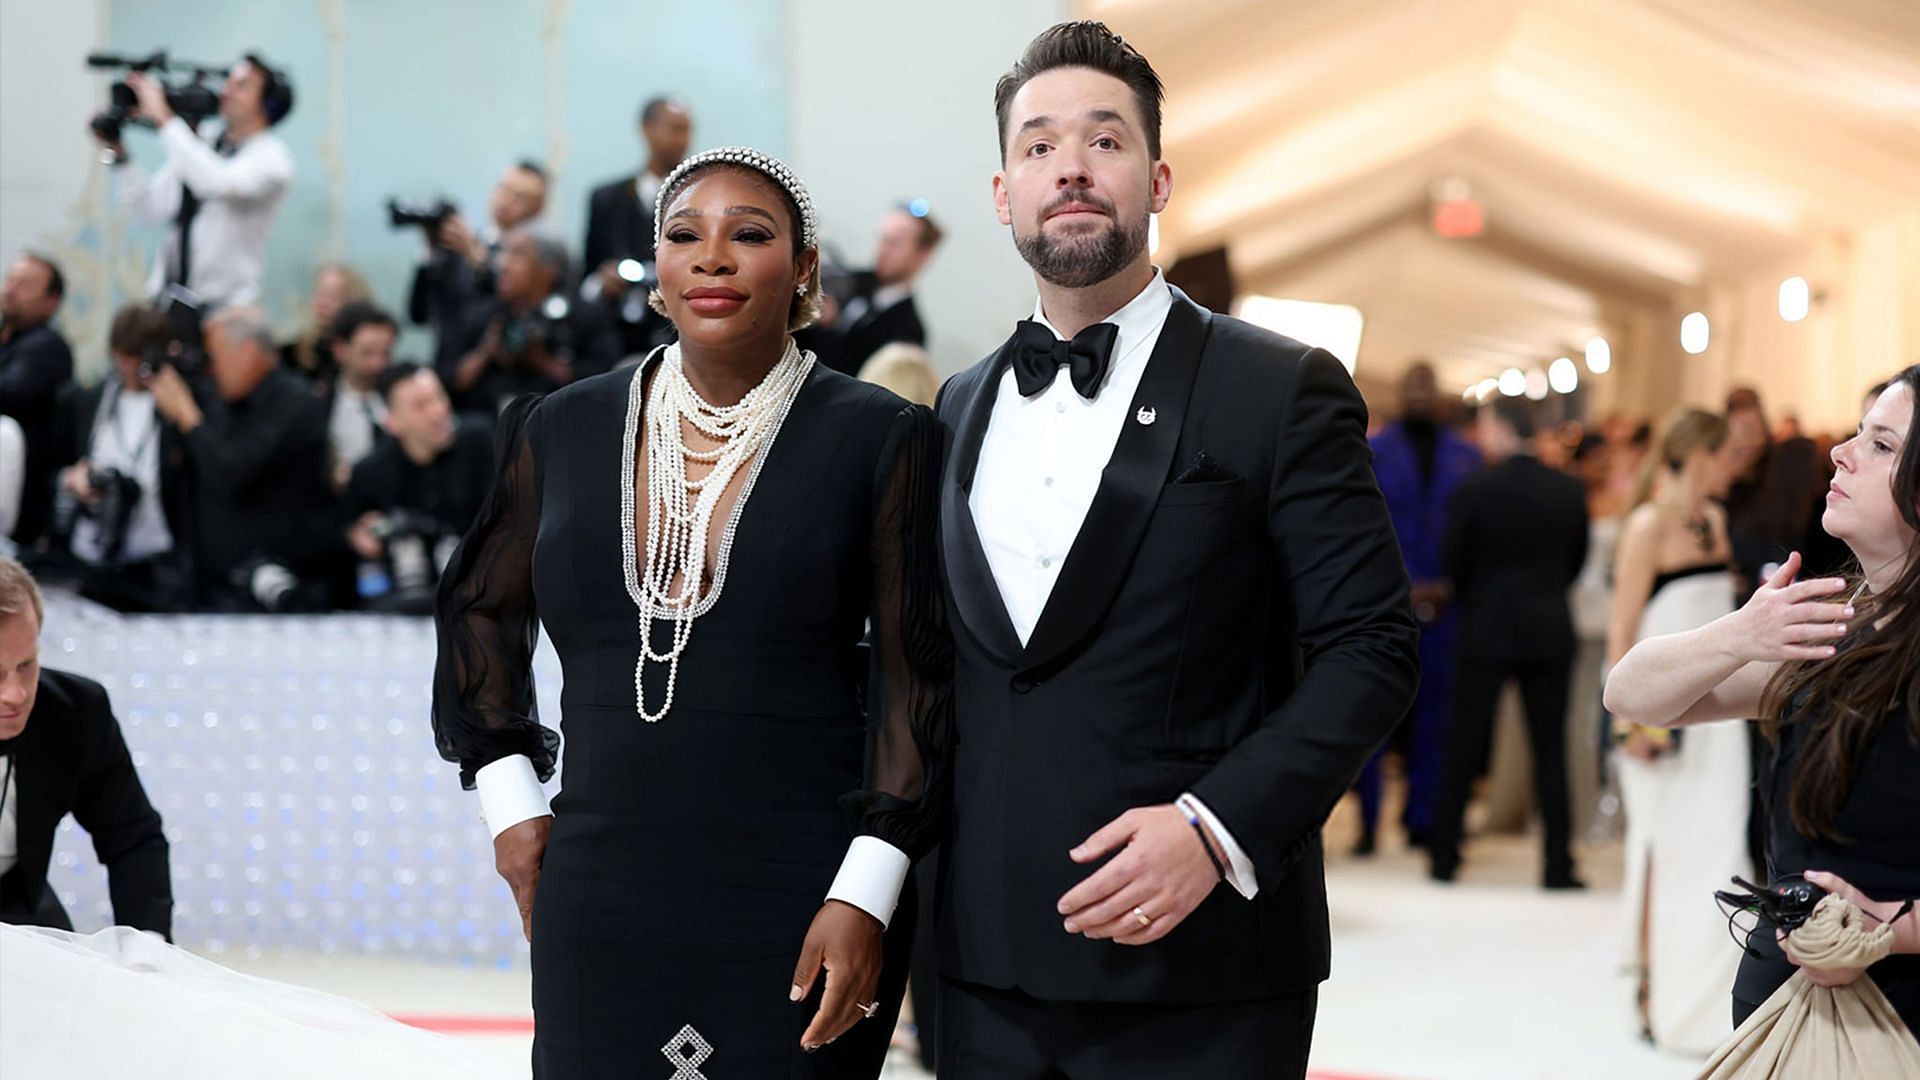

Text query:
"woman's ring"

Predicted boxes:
[[856, 1000, 880, 1020]]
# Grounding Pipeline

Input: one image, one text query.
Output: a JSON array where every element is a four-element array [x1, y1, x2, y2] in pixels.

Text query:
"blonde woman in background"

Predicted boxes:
[[1607, 407, 1750, 1054], [283, 262, 371, 383], [856, 342, 938, 407]]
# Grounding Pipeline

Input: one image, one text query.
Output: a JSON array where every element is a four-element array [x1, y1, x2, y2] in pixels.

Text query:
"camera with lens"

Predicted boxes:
[[134, 288, 210, 381], [386, 197, 459, 233], [53, 467, 143, 565], [86, 50, 223, 144], [500, 295, 574, 361], [356, 509, 458, 614]]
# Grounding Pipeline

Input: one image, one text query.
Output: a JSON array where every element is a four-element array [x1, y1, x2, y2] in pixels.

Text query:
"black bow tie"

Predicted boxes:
[[1010, 319, 1120, 399]]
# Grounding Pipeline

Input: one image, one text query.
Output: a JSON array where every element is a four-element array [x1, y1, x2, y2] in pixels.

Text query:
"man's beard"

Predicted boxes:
[[1013, 193, 1150, 289]]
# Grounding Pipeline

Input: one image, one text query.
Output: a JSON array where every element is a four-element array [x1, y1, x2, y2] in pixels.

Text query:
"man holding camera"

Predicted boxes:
[[0, 253, 73, 549], [344, 364, 492, 612], [406, 160, 549, 344], [53, 307, 193, 611], [146, 307, 338, 611], [101, 54, 294, 309], [440, 229, 616, 417]]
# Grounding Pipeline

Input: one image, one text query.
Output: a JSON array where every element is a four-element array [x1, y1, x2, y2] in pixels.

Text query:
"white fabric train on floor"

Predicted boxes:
[[0, 923, 523, 1079]]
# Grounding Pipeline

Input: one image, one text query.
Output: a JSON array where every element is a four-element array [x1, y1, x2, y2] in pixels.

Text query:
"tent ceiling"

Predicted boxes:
[[1088, 0, 1920, 388]]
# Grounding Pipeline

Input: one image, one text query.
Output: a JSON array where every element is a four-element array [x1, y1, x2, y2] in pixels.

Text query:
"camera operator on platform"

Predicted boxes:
[[98, 53, 294, 308], [52, 306, 194, 612]]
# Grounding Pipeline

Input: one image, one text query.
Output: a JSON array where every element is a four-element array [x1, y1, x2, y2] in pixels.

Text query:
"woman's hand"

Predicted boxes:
[[1721, 552, 1853, 664], [790, 900, 884, 1052], [493, 815, 551, 942], [1780, 870, 1917, 986]]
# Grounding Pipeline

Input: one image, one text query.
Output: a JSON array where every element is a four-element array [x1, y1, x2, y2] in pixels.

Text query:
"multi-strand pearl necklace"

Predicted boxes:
[[620, 340, 813, 721]]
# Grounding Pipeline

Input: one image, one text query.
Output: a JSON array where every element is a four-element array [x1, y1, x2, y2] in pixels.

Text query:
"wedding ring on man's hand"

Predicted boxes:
[[1132, 906, 1153, 928], [856, 1000, 880, 1020]]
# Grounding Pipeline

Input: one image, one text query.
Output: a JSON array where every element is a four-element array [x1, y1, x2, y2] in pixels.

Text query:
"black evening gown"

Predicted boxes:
[[432, 353, 951, 1079], [1733, 691, 1920, 1038]]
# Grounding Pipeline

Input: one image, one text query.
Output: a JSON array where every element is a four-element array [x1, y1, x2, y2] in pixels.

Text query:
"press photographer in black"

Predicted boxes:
[[438, 228, 617, 416], [98, 52, 295, 309], [52, 307, 193, 611], [403, 160, 549, 344], [145, 306, 340, 611], [0, 252, 73, 549], [342, 364, 492, 613]]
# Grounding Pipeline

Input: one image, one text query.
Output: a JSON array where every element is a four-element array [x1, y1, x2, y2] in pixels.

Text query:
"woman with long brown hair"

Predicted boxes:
[[1608, 365, 1920, 1040], [1605, 406, 1751, 1052]]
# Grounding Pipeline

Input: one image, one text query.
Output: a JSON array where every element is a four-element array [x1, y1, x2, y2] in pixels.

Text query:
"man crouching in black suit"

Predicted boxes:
[[0, 557, 171, 937]]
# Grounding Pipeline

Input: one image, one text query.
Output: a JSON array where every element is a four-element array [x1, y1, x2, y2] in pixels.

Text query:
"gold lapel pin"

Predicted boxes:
[[1136, 406, 1158, 426]]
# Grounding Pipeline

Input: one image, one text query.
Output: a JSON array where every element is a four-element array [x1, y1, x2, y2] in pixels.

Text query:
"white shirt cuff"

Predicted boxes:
[[825, 835, 911, 929], [474, 755, 551, 839], [1179, 793, 1259, 899]]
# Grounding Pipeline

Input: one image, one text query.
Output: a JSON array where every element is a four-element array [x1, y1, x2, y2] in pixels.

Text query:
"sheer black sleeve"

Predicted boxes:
[[431, 393, 561, 789], [843, 402, 953, 859]]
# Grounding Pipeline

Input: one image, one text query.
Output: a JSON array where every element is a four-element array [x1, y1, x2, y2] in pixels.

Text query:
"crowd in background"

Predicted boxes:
[[0, 90, 946, 616]]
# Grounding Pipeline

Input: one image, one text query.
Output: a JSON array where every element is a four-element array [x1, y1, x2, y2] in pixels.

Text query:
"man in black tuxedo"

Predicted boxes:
[[818, 206, 941, 376], [0, 252, 75, 549], [0, 558, 171, 937], [579, 96, 692, 358], [1427, 396, 1590, 889], [918, 23, 1419, 1078]]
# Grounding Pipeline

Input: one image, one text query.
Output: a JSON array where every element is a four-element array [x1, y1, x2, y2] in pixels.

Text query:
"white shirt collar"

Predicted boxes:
[[1030, 267, 1171, 345], [871, 283, 913, 313]]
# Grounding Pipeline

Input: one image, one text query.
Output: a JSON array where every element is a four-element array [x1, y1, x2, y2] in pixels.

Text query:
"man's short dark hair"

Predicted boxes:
[[108, 304, 170, 356], [639, 96, 682, 126], [329, 300, 397, 344], [515, 158, 549, 184], [22, 250, 64, 300], [374, 361, 434, 405], [242, 51, 294, 126], [1489, 397, 1537, 441], [995, 21, 1165, 162]]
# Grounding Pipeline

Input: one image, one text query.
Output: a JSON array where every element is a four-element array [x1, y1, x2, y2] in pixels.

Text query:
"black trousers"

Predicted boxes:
[[1428, 655, 1575, 879], [936, 978, 1317, 1080]]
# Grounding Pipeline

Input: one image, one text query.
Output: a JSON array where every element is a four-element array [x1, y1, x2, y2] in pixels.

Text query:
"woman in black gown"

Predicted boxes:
[[1607, 364, 1920, 1039], [432, 147, 950, 1078]]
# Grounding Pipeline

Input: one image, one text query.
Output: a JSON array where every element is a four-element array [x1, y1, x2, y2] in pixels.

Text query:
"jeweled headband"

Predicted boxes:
[[653, 146, 819, 250]]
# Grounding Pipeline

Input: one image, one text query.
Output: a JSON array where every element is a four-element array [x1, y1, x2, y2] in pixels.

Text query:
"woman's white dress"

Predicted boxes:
[[1615, 565, 1752, 1055]]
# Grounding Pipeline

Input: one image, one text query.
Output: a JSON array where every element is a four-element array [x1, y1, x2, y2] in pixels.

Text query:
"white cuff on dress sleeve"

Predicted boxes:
[[474, 755, 551, 839], [1179, 792, 1259, 899], [824, 836, 912, 929]]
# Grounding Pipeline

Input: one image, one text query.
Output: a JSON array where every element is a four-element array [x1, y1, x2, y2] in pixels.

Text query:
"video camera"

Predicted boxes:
[[86, 50, 225, 142], [386, 197, 459, 234]]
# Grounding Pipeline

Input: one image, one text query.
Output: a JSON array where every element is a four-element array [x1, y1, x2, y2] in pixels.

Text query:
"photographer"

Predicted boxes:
[[580, 97, 691, 357], [343, 364, 492, 613], [147, 306, 338, 611], [439, 228, 617, 417], [52, 306, 193, 611], [101, 53, 294, 308], [319, 300, 396, 491], [0, 253, 73, 549], [405, 160, 548, 342]]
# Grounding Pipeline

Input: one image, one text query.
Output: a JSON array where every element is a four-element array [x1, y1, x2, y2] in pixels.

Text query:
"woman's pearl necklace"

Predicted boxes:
[[619, 339, 813, 721]]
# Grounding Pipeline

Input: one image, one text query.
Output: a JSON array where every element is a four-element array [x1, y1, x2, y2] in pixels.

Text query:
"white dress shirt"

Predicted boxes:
[[0, 416, 23, 544], [117, 118, 293, 308], [328, 386, 388, 473], [0, 755, 17, 880], [72, 385, 174, 567]]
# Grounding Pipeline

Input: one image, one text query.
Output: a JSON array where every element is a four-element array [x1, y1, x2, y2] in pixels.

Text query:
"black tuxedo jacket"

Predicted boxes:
[[0, 669, 171, 937], [1443, 454, 1590, 663], [934, 287, 1419, 1003], [0, 320, 75, 545], [581, 174, 657, 283], [830, 274, 927, 376]]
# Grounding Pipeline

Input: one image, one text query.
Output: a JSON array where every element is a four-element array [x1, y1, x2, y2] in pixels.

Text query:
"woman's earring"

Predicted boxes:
[[795, 282, 807, 296]]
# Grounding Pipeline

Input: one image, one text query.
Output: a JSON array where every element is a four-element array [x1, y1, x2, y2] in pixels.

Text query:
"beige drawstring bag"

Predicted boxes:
[[1699, 894, 1920, 1079]]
